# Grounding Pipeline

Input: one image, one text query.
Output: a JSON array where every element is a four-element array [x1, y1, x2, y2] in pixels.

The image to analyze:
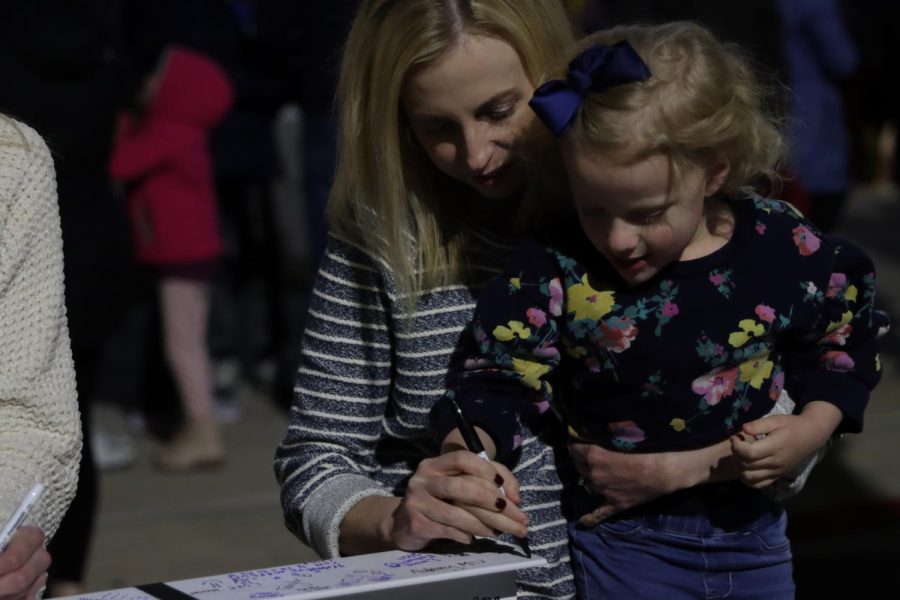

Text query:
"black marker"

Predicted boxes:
[[447, 396, 506, 498]]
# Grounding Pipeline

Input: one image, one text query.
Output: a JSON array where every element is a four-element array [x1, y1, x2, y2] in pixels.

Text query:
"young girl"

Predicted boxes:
[[109, 46, 233, 471], [431, 22, 884, 598]]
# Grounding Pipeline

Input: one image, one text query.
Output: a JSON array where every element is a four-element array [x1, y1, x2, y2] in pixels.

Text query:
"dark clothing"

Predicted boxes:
[[432, 198, 882, 459]]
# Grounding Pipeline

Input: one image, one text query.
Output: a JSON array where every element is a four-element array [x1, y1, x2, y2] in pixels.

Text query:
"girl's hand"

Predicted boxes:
[[732, 401, 841, 489], [387, 451, 527, 551], [0, 526, 50, 600], [569, 440, 734, 527]]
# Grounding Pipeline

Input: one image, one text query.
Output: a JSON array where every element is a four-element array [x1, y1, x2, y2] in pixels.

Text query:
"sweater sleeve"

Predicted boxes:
[[789, 239, 884, 434], [107, 116, 179, 181], [273, 234, 397, 558], [0, 121, 80, 540], [431, 241, 566, 462]]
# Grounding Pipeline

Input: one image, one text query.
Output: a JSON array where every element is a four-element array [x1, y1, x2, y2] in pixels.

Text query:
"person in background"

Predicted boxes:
[[777, 0, 859, 232], [431, 22, 883, 598], [0, 115, 80, 599], [109, 46, 234, 472]]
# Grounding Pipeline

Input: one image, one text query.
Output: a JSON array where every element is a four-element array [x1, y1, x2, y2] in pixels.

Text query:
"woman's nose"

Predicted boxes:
[[460, 125, 492, 172]]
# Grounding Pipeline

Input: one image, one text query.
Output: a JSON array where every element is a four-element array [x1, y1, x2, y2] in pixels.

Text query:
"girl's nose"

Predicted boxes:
[[607, 219, 639, 257]]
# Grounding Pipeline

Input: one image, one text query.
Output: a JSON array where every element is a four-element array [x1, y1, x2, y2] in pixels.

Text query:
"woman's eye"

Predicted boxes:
[[486, 106, 514, 122]]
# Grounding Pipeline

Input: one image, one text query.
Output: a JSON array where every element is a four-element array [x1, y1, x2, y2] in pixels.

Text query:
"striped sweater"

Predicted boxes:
[[274, 230, 577, 599]]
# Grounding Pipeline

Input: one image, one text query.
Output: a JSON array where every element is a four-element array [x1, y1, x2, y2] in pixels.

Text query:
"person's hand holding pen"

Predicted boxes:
[[0, 526, 50, 600]]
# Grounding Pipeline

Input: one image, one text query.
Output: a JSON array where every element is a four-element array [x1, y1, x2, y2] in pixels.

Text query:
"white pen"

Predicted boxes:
[[0, 483, 44, 552]]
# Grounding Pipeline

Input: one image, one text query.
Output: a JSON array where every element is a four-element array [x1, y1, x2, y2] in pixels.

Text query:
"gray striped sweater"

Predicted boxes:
[[274, 231, 577, 599]]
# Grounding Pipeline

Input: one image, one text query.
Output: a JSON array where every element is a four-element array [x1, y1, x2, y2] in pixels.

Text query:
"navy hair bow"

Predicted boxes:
[[529, 41, 651, 137]]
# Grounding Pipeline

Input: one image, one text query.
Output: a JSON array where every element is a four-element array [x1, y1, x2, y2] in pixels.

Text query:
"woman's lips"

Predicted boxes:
[[474, 164, 509, 188]]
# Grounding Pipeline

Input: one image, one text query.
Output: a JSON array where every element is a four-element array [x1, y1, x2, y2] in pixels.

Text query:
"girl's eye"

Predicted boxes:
[[635, 210, 665, 225]]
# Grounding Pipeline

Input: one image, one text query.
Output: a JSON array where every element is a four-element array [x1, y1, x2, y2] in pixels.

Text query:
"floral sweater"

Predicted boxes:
[[432, 197, 884, 460]]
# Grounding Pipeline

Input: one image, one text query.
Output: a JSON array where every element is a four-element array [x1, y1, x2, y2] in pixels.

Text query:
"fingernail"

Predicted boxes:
[[494, 473, 504, 486], [495, 497, 507, 510]]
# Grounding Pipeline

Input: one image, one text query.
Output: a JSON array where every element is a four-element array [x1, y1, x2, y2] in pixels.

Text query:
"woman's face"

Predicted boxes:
[[402, 34, 535, 200]]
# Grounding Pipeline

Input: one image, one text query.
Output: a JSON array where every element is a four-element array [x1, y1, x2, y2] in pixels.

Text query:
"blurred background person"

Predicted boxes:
[[109, 46, 234, 472], [776, 0, 860, 233]]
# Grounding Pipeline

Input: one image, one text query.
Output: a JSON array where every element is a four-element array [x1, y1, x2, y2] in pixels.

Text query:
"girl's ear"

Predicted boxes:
[[704, 158, 730, 197]]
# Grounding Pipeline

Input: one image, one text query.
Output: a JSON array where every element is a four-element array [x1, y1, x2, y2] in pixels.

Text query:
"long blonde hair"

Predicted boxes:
[[327, 0, 576, 304], [564, 22, 786, 194]]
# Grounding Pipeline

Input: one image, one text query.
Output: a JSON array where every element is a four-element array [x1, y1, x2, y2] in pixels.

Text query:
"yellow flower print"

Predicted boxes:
[[567, 274, 615, 321], [845, 285, 858, 302], [826, 311, 854, 334], [738, 355, 774, 389], [493, 320, 531, 342], [875, 353, 881, 372], [728, 319, 765, 347], [670, 418, 687, 432], [511, 358, 552, 390], [510, 277, 521, 290]]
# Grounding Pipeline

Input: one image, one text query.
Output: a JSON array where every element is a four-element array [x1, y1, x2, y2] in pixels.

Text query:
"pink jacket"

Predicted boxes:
[[109, 46, 233, 264]]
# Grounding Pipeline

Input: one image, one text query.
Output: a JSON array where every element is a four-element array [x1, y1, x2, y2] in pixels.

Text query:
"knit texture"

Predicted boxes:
[[274, 232, 576, 599], [0, 116, 80, 540]]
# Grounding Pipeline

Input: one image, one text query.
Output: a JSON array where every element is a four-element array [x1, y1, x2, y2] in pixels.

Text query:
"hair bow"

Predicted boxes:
[[529, 41, 651, 137]]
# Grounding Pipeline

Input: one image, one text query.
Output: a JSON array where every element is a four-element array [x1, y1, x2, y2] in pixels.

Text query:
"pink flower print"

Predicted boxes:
[[691, 366, 738, 406], [755, 304, 776, 323], [709, 273, 725, 286], [585, 356, 603, 373], [822, 323, 852, 346], [527, 307, 547, 328], [608, 420, 645, 444], [596, 316, 639, 353], [756, 222, 767, 235], [768, 369, 785, 401], [792, 225, 821, 256], [532, 346, 560, 361], [822, 350, 855, 372], [532, 399, 551, 415], [826, 273, 847, 299], [548, 277, 563, 317], [662, 302, 679, 318]]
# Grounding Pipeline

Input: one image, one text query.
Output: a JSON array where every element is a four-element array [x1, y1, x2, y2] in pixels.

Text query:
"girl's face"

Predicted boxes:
[[562, 141, 729, 286], [402, 34, 535, 200]]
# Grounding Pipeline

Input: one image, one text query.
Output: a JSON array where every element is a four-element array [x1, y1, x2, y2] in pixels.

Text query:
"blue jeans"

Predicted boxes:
[[568, 485, 795, 599]]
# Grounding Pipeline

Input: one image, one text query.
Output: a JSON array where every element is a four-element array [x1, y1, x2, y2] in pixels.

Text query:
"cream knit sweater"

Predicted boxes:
[[0, 116, 79, 540]]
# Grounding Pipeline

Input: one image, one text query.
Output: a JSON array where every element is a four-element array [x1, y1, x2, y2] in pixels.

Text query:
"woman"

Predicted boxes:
[[274, 2, 812, 597], [0, 116, 80, 598]]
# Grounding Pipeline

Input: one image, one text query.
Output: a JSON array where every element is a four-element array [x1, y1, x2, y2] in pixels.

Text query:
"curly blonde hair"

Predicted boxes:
[[563, 21, 786, 195]]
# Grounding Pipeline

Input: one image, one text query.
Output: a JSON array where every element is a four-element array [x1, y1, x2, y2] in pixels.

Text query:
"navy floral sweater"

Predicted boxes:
[[432, 197, 884, 460]]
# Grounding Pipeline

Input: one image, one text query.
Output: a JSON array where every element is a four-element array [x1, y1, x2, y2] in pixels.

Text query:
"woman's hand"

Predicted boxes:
[[569, 440, 734, 527], [388, 451, 527, 551], [0, 526, 50, 600]]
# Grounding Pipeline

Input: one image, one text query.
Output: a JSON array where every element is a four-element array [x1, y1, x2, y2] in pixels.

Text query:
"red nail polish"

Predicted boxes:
[[495, 497, 507, 510], [494, 474, 504, 486]]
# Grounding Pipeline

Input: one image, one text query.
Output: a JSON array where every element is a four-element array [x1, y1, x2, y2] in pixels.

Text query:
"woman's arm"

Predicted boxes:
[[0, 120, 79, 595], [0, 122, 80, 536], [273, 235, 519, 556]]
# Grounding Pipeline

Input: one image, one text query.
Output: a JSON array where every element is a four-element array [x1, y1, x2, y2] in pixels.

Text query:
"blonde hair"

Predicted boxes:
[[327, 0, 576, 305], [563, 21, 785, 195]]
